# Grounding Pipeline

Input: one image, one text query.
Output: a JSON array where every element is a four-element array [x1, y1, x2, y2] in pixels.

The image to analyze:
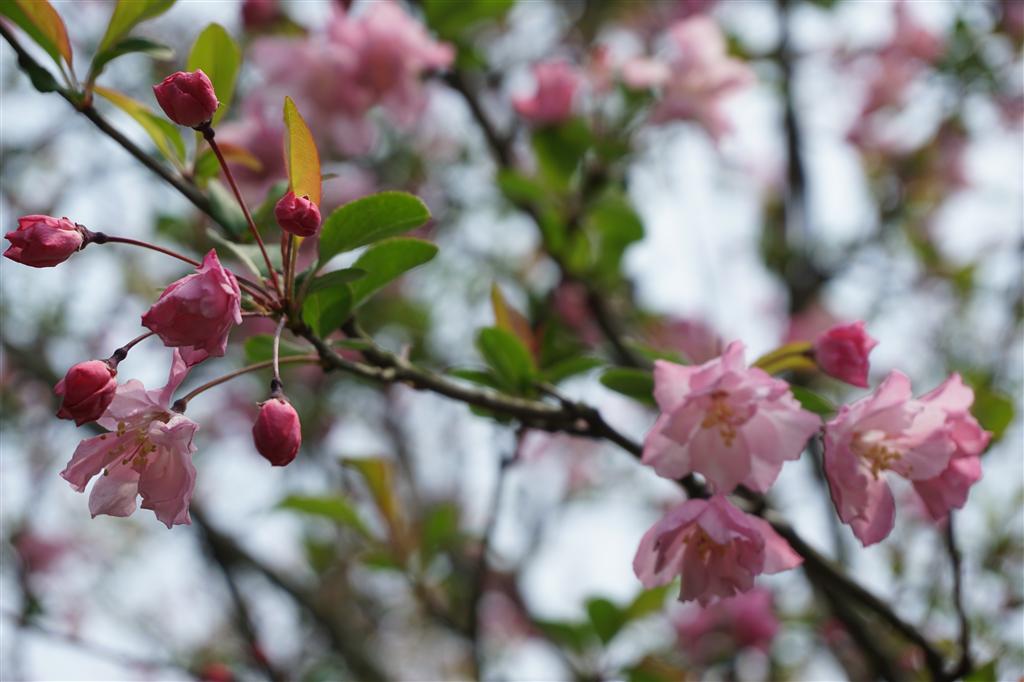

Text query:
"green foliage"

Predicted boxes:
[[303, 268, 367, 294], [420, 501, 462, 559], [421, 0, 513, 41], [186, 24, 240, 125], [243, 334, 309, 364], [93, 86, 184, 165], [584, 191, 645, 282], [89, 37, 173, 83], [277, 494, 371, 538], [970, 384, 1014, 443], [318, 192, 431, 266], [600, 367, 655, 405], [0, 0, 72, 69], [348, 238, 439, 306], [586, 597, 626, 644], [476, 327, 537, 394], [96, 0, 175, 55], [302, 283, 353, 337], [530, 118, 592, 191], [789, 385, 836, 416], [541, 356, 604, 384], [964, 660, 997, 682]]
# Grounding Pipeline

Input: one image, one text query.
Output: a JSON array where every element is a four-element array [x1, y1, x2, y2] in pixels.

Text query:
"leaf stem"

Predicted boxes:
[[173, 355, 320, 411]]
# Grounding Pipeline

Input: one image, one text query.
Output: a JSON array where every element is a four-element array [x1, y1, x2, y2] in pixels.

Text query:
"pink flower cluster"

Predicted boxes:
[[623, 16, 754, 139], [513, 61, 584, 126], [633, 318, 988, 603], [250, 1, 453, 154]]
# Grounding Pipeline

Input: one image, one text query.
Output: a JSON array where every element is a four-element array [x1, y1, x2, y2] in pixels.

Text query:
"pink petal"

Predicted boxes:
[[88, 464, 140, 519]]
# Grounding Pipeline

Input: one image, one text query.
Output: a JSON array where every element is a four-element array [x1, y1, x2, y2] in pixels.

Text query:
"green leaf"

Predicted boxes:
[[421, 502, 461, 558], [302, 284, 353, 337], [186, 23, 240, 125], [542, 356, 603, 384], [97, 0, 175, 55], [585, 192, 645, 281], [585, 597, 625, 644], [476, 327, 536, 394], [93, 85, 185, 164], [243, 334, 309, 365], [789, 386, 836, 416], [530, 118, 592, 190], [448, 368, 502, 389], [318, 192, 431, 265], [89, 37, 173, 83], [600, 368, 654, 405], [277, 495, 371, 538], [971, 387, 1014, 443], [533, 620, 594, 653], [348, 238, 439, 308], [14, 51, 60, 93], [304, 268, 367, 294], [282, 96, 321, 203], [421, 0, 513, 40], [0, 0, 72, 68], [624, 585, 670, 621], [342, 458, 404, 544], [964, 660, 997, 682]]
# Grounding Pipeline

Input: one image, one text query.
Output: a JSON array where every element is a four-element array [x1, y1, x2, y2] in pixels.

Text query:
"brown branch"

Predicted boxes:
[[944, 515, 973, 680]]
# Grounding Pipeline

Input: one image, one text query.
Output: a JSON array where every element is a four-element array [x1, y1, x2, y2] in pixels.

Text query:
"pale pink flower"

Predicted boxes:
[[643, 342, 821, 493], [673, 587, 779, 662], [60, 351, 198, 528], [813, 321, 878, 388], [823, 371, 989, 545], [624, 17, 754, 139], [513, 60, 583, 125], [634, 495, 801, 606], [142, 250, 242, 365]]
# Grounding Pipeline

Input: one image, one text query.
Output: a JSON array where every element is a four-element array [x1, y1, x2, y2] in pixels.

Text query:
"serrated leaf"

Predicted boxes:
[[89, 37, 173, 83], [187, 24, 240, 125], [600, 368, 654, 405], [282, 96, 320, 204], [348, 238, 438, 308], [277, 495, 371, 538], [93, 85, 185, 164], [477, 327, 536, 394], [0, 0, 72, 68], [243, 334, 309, 364], [318, 192, 431, 265], [586, 597, 625, 644], [302, 285, 353, 337], [789, 385, 835, 416], [97, 0, 175, 55]]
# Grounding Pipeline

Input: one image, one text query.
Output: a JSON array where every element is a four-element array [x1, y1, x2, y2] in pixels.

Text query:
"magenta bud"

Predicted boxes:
[[153, 70, 220, 128], [4, 215, 84, 268], [813, 321, 879, 388], [55, 360, 117, 426], [274, 191, 321, 237], [252, 397, 301, 466]]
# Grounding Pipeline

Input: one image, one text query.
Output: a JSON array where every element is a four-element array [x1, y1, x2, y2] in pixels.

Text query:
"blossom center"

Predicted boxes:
[[701, 390, 742, 446], [851, 430, 902, 478], [689, 527, 726, 562]]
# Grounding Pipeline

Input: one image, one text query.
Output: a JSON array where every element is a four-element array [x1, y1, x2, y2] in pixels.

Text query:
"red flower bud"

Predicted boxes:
[[4, 215, 84, 268], [813, 321, 878, 388], [274, 191, 321, 237], [198, 662, 234, 682], [252, 397, 301, 466], [55, 360, 117, 426], [153, 70, 219, 128]]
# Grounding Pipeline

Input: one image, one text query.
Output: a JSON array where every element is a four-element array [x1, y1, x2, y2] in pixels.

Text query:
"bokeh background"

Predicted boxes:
[[1, 0, 1021, 680]]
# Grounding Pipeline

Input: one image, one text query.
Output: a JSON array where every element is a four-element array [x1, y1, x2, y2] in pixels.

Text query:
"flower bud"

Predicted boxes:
[[813, 321, 878, 388], [274, 191, 321, 237], [252, 397, 301, 466], [153, 70, 219, 128], [55, 360, 117, 426], [4, 215, 84, 268]]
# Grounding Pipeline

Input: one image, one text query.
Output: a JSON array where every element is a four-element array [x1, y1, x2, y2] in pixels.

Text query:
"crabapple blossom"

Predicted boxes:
[[141, 250, 242, 364], [673, 587, 779, 663], [55, 360, 118, 426], [153, 70, 219, 128], [252, 396, 301, 466], [823, 371, 989, 545], [60, 351, 198, 528], [275, 191, 321, 237], [513, 61, 582, 125], [634, 495, 801, 605], [643, 341, 821, 493], [3, 215, 85, 267], [813, 321, 878, 388]]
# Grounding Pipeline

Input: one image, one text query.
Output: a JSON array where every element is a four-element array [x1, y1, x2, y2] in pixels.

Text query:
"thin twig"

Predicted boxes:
[[174, 355, 320, 410], [944, 515, 973, 680]]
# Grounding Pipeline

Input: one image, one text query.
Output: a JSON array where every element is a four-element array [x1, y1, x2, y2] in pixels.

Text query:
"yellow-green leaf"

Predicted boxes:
[[490, 283, 534, 356], [0, 0, 73, 67], [186, 23, 240, 125], [97, 0, 175, 54], [282, 96, 321, 205], [93, 85, 185, 164]]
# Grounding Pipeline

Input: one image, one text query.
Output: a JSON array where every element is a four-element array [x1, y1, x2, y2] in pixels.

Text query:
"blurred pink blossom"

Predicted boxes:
[[813, 321, 878, 388], [513, 60, 583, 125], [673, 587, 779, 662]]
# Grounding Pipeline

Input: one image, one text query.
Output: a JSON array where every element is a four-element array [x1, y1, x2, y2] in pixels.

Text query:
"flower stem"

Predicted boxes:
[[272, 316, 286, 387], [199, 125, 283, 299], [173, 355, 320, 411], [107, 331, 156, 366]]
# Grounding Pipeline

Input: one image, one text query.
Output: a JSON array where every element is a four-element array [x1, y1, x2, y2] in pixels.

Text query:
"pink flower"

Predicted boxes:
[[624, 17, 754, 139], [55, 360, 118, 426], [252, 397, 301, 466], [643, 342, 821, 493], [142, 250, 242, 363], [153, 70, 219, 128], [60, 351, 198, 528], [513, 60, 582, 125], [275, 191, 321, 237], [813, 321, 878, 388], [823, 371, 989, 546], [673, 588, 779, 662], [4, 215, 84, 268], [634, 495, 801, 606]]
